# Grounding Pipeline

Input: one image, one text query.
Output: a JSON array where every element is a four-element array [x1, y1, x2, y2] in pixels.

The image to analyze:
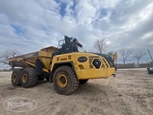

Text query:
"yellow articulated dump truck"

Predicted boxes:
[[9, 36, 117, 95]]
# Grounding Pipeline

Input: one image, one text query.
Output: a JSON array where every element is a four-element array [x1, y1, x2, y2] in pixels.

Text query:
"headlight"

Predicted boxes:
[[92, 59, 101, 68]]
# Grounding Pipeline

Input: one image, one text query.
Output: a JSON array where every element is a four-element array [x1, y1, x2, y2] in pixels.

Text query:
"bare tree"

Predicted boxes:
[[134, 52, 145, 65], [94, 38, 107, 54], [0, 49, 20, 65], [147, 50, 153, 62], [120, 49, 133, 67]]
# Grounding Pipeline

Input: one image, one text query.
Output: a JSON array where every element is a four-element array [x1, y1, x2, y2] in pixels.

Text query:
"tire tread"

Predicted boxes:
[[53, 65, 79, 95], [21, 68, 38, 88]]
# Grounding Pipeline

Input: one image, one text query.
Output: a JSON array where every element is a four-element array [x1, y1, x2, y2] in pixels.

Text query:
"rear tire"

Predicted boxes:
[[53, 66, 79, 95], [20, 68, 38, 88], [79, 79, 88, 84], [11, 69, 21, 86]]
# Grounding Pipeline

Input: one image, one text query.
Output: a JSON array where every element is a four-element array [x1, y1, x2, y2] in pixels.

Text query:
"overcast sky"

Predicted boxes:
[[0, 0, 153, 67]]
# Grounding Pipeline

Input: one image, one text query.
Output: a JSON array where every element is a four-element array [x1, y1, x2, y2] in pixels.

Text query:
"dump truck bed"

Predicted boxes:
[[9, 46, 58, 71]]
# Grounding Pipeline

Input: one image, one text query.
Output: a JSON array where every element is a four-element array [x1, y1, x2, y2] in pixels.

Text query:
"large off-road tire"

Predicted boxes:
[[79, 79, 89, 84], [20, 68, 38, 88], [11, 69, 21, 86], [53, 66, 79, 95]]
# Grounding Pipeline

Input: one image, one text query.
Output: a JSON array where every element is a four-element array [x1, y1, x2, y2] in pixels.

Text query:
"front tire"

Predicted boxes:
[[20, 68, 38, 88], [53, 66, 79, 95], [11, 69, 21, 86]]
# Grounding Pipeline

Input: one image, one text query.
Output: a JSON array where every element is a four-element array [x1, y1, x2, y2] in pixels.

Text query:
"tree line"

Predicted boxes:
[[0, 38, 150, 68], [90, 38, 147, 67]]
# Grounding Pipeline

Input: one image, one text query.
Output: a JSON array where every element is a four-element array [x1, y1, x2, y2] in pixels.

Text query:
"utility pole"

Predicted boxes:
[[147, 50, 153, 62]]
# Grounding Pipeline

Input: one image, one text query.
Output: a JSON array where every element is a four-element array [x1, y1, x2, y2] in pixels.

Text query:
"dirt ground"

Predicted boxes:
[[0, 69, 153, 115]]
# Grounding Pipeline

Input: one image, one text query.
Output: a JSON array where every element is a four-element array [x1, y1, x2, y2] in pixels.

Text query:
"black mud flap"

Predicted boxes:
[[35, 58, 44, 76]]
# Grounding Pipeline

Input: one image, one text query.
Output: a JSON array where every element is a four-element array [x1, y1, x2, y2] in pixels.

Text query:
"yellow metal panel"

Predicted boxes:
[[50, 52, 116, 80], [76, 68, 115, 80], [38, 46, 58, 71], [39, 57, 51, 70], [39, 46, 58, 58]]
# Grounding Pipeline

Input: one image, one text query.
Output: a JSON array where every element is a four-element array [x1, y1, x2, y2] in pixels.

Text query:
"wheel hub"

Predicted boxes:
[[57, 74, 68, 88], [22, 74, 28, 83], [13, 74, 17, 82]]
